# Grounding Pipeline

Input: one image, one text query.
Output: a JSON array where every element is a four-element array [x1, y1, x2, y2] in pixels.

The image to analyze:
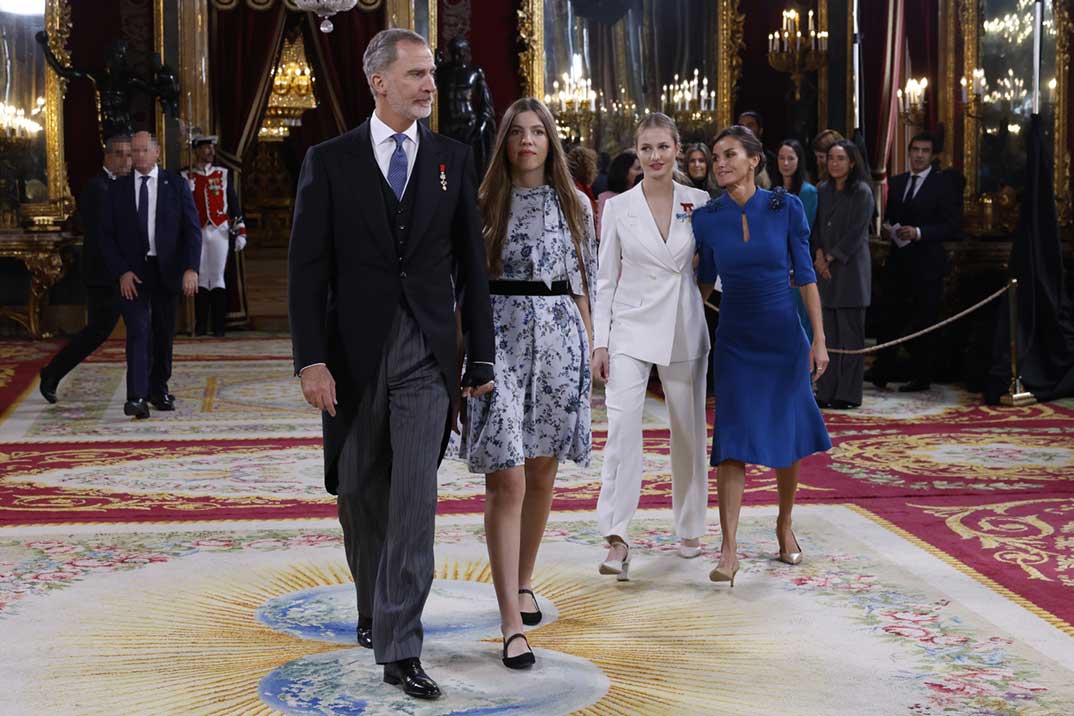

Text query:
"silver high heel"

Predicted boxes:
[[778, 530, 803, 565], [599, 542, 631, 581]]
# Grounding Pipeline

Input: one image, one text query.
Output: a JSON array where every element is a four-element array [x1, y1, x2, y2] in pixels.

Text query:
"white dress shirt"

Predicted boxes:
[[370, 111, 419, 194], [133, 165, 159, 256]]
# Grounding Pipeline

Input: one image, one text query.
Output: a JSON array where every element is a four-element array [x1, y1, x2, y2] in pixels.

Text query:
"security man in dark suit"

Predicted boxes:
[[873, 131, 962, 391], [99, 131, 201, 419], [39, 134, 132, 403]]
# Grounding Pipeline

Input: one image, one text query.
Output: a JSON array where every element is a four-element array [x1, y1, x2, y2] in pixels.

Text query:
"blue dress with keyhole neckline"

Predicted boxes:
[[693, 188, 831, 468]]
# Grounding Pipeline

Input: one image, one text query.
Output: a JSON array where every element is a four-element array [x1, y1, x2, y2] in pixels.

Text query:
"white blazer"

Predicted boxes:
[[593, 182, 711, 366]]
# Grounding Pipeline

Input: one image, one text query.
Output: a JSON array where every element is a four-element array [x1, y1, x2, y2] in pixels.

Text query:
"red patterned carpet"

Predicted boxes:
[[1, 337, 1072, 636]]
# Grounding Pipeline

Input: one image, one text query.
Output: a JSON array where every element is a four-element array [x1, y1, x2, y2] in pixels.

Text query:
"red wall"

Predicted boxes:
[[464, 1, 521, 118], [64, 0, 124, 201]]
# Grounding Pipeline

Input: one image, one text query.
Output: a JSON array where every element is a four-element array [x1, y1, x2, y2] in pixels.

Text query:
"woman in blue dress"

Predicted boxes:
[[692, 126, 832, 586], [776, 139, 818, 341]]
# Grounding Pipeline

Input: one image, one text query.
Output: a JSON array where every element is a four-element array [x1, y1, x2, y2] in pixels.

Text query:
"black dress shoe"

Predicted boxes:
[[149, 393, 176, 411], [39, 369, 58, 404], [865, 369, 888, 389], [519, 588, 542, 626], [502, 632, 536, 670], [898, 380, 931, 393], [830, 399, 861, 409], [815, 396, 831, 409], [383, 658, 440, 700], [356, 620, 373, 649], [123, 399, 150, 419]]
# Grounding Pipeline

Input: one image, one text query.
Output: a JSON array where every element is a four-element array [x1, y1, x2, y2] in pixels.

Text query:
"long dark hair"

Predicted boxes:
[[827, 139, 869, 192], [479, 98, 588, 277], [683, 142, 718, 195], [606, 149, 638, 194], [777, 139, 809, 195]]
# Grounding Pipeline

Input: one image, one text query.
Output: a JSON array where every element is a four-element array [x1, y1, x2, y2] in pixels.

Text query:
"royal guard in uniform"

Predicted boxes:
[[181, 134, 247, 336]]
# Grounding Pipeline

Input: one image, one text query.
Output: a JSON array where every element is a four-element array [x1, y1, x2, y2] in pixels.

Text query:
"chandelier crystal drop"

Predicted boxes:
[[292, 0, 358, 33]]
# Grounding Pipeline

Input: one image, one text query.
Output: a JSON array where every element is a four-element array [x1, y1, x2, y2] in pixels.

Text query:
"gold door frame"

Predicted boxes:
[[387, 0, 438, 130], [22, 0, 74, 229], [954, 0, 1072, 225]]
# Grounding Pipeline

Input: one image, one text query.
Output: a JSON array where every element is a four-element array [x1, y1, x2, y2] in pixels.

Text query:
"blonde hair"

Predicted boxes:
[[635, 112, 680, 147], [479, 98, 589, 278]]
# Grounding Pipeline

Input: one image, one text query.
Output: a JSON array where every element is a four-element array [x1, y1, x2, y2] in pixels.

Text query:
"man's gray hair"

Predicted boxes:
[[362, 28, 428, 92]]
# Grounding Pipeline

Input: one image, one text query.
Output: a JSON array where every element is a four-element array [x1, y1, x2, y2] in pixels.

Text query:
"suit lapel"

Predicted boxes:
[[404, 123, 443, 260], [346, 122, 396, 261], [627, 184, 678, 271], [155, 169, 169, 237], [665, 184, 694, 261]]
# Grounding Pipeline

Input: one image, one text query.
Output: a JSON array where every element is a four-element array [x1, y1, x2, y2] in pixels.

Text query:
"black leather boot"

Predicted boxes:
[[210, 288, 227, 337], [194, 288, 210, 336]]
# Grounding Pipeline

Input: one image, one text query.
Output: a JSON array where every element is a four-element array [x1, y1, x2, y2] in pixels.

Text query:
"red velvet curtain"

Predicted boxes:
[[302, 7, 383, 135], [860, 0, 906, 184], [209, 3, 287, 166], [904, 0, 940, 142]]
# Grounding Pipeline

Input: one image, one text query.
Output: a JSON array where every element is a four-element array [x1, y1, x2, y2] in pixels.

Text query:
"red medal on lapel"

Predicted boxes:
[[440, 164, 447, 192]]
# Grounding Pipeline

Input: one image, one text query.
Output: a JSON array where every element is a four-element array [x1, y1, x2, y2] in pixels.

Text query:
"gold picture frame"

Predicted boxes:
[[955, 0, 1071, 226], [17, 0, 74, 229]]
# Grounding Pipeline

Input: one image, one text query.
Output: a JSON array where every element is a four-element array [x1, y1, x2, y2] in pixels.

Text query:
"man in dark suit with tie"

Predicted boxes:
[[289, 29, 494, 700], [39, 134, 132, 403], [873, 132, 961, 391], [99, 131, 201, 419]]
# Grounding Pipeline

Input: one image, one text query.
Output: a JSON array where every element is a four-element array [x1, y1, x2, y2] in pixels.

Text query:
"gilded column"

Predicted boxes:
[[716, 0, 744, 130], [180, 0, 211, 142], [517, 1, 544, 101], [1053, 0, 1071, 226], [959, 0, 979, 209]]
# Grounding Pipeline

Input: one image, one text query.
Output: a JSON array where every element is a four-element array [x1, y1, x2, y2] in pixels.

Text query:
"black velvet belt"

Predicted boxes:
[[488, 280, 570, 296]]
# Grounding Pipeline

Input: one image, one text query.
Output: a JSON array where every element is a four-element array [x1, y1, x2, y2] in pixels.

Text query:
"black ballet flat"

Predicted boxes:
[[502, 632, 536, 670], [519, 588, 542, 626]]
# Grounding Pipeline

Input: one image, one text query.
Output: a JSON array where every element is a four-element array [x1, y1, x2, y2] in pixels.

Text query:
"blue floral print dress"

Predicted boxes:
[[462, 185, 597, 473]]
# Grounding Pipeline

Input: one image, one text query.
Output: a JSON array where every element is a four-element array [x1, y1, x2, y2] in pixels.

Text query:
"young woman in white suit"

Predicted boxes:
[[591, 113, 711, 578]]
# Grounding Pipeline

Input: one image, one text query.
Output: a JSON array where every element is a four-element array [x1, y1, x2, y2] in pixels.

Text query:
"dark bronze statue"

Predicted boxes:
[[436, 37, 496, 174], [35, 31, 179, 141]]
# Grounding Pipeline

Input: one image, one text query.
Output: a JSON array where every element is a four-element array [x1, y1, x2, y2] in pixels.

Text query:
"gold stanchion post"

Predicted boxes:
[[1000, 278, 1037, 406]]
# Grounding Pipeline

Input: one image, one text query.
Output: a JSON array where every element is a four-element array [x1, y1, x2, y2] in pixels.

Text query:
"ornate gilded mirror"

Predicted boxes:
[[960, 0, 1071, 229], [520, 0, 742, 150], [0, 0, 71, 230]]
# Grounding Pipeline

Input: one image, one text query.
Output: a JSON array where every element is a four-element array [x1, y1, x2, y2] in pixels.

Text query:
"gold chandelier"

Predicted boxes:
[[259, 34, 317, 141]]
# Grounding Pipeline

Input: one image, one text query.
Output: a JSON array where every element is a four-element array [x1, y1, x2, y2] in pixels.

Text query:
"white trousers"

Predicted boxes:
[[198, 224, 229, 290], [596, 353, 709, 544]]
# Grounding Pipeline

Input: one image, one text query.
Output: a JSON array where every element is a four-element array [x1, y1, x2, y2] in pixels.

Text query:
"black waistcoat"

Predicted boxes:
[[378, 165, 419, 260]]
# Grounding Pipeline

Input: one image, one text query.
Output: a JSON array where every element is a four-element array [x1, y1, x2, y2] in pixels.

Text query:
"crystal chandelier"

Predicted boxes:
[[292, 0, 358, 33], [260, 34, 317, 141]]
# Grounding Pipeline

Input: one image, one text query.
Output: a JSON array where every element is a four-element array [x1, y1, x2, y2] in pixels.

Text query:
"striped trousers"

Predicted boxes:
[[337, 304, 449, 664]]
